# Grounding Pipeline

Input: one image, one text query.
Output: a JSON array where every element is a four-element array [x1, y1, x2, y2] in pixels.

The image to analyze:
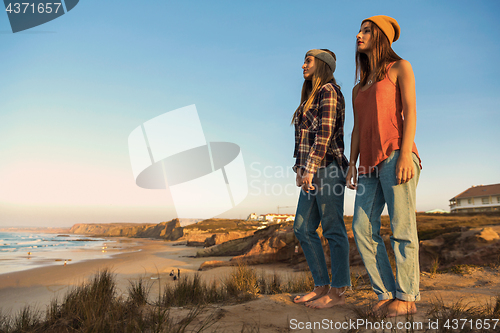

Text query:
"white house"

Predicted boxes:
[[260, 213, 295, 222], [247, 213, 295, 222], [246, 213, 260, 221], [449, 183, 500, 213]]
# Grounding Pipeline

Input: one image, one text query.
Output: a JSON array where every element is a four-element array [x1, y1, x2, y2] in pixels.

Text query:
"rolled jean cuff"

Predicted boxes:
[[377, 291, 395, 301], [331, 286, 352, 296], [396, 291, 420, 302], [314, 281, 331, 288], [331, 283, 352, 289]]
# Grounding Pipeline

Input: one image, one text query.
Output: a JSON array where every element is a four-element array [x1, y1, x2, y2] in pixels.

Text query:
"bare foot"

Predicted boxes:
[[386, 299, 417, 318], [373, 299, 394, 316], [293, 285, 329, 304], [305, 287, 346, 309]]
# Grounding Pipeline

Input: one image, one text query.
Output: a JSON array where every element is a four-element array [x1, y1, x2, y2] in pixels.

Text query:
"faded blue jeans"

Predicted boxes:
[[293, 160, 351, 288], [352, 150, 421, 301]]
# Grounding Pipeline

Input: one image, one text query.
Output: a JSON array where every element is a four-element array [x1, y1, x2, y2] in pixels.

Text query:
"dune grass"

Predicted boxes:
[[426, 296, 500, 333], [3, 263, 499, 332], [161, 273, 228, 307], [0, 266, 316, 332], [344, 297, 500, 333], [0, 270, 218, 333]]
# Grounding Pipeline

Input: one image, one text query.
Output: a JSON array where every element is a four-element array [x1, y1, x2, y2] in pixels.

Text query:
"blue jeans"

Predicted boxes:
[[293, 161, 351, 288], [352, 150, 421, 301]]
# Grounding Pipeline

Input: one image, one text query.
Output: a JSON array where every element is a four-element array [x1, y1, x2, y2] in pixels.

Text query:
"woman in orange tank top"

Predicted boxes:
[[346, 15, 422, 318]]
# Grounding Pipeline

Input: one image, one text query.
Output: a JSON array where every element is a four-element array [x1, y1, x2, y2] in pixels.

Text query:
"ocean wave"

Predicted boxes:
[[17, 239, 43, 245], [1, 248, 16, 252]]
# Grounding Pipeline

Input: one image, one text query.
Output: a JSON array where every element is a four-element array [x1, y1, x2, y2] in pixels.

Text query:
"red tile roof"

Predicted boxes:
[[450, 183, 500, 200]]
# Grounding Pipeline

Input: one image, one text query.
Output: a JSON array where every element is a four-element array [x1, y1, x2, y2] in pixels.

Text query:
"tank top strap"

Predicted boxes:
[[385, 61, 397, 78]]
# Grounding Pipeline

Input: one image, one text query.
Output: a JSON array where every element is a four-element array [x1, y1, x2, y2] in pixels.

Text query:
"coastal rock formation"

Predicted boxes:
[[203, 232, 256, 247], [197, 223, 362, 270], [67, 213, 500, 273], [69, 223, 151, 237], [420, 226, 500, 270], [136, 219, 184, 241], [197, 218, 500, 272], [184, 231, 255, 247], [180, 219, 260, 246], [199, 260, 234, 270], [69, 218, 261, 246], [197, 224, 298, 269], [69, 219, 184, 241]]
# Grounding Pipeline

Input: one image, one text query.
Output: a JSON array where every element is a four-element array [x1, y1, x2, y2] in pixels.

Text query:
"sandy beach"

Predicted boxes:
[[0, 239, 230, 314], [1, 237, 499, 332]]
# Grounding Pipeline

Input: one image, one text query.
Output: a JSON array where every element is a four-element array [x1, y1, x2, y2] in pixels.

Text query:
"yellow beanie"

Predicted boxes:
[[362, 15, 400, 45]]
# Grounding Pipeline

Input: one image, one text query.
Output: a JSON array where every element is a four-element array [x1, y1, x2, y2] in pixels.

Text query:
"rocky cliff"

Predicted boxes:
[[69, 219, 184, 241], [420, 226, 500, 270], [69, 218, 261, 244], [198, 216, 500, 272], [198, 223, 299, 269], [69, 214, 500, 273]]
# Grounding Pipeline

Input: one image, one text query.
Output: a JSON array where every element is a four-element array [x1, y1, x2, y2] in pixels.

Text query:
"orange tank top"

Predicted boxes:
[[354, 62, 421, 175]]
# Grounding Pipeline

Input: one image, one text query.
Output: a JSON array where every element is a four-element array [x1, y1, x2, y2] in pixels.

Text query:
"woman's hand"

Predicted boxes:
[[301, 172, 315, 192], [346, 165, 357, 190], [395, 152, 415, 184], [392, 60, 417, 185], [295, 168, 304, 187]]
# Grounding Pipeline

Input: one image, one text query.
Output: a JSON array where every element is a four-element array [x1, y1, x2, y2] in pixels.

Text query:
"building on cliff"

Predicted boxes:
[[247, 213, 260, 220], [449, 183, 500, 213], [247, 213, 295, 222]]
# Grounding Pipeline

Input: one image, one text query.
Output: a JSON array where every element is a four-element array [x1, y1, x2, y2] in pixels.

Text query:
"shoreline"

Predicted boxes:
[[1, 237, 499, 332], [0, 238, 232, 315], [0, 234, 135, 276]]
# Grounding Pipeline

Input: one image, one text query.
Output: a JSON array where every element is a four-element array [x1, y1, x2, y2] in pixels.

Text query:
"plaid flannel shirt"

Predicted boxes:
[[293, 81, 348, 174]]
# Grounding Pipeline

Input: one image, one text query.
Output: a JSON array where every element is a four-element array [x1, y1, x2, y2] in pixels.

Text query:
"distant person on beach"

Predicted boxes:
[[292, 49, 351, 308], [346, 15, 422, 317]]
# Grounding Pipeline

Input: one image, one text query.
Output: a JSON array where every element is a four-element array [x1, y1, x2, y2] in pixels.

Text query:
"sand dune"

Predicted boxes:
[[1, 237, 499, 332]]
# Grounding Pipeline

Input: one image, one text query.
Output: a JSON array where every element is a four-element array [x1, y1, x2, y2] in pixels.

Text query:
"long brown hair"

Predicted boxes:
[[355, 21, 402, 87], [292, 49, 338, 124]]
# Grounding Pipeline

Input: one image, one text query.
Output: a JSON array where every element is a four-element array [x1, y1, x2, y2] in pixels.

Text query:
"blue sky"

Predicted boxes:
[[0, 0, 499, 227]]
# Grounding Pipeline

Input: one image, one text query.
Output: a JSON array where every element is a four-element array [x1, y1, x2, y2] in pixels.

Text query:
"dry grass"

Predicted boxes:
[[0, 270, 218, 333], [257, 270, 315, 295], [414, 213, 500, 241], [345, 303, 419, 333], [226, 264, 260, 301], [0, 264, 321, 333], [350, 271, 369, 291], [128, 277, 153, 306], [3, 256, 500, 332], [427, 296, 500, 332], [161, 273, 228, 307], [430, 257, 441, 277], [343, 213, 500, 241], [183, 219, 261, 233], [448, 264, 482, 276], [0, 265, 318, 332]]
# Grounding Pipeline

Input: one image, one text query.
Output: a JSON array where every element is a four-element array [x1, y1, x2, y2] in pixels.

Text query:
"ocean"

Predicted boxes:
[[0, 232, 125, 275]]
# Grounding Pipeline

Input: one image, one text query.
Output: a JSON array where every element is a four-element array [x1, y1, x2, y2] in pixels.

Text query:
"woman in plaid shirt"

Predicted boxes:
[[292, 49, 350, 309]]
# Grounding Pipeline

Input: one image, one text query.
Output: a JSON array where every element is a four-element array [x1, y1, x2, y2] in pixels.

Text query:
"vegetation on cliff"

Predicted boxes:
[[69, 213, 500, 273]]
